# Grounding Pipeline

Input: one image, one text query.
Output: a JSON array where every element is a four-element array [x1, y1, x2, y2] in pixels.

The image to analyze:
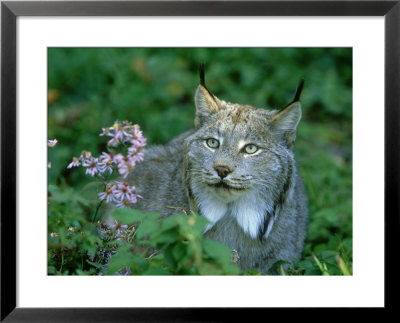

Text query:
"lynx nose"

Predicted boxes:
[[214, 165, 232, 179]]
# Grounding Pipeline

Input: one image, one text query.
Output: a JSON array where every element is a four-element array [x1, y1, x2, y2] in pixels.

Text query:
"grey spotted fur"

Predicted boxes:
[[120, 70, 308, 274]]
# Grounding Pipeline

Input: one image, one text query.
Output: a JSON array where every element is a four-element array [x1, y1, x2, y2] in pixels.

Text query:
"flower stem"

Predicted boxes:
[[59, 252, 64, 273], [91, 198, 105, 223]]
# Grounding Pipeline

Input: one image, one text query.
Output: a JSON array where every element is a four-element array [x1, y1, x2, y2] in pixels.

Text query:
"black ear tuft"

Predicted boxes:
[[199, 62, 215, 99], [292, 78, 304, 102], [200, 62, 206, 87]]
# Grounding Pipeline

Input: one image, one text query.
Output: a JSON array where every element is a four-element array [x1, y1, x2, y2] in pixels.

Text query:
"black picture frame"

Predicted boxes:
[[1, 1, 398, 321]]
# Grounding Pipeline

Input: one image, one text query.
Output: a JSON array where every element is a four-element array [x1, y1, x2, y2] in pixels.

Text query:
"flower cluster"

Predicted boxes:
[[88, 219, 133, 275], [67, 121, 146, 209], [68, 121, 146, 179], [100, 121, 146, 148], [100, 121, 146, 178], [98, 181, 140, 208]]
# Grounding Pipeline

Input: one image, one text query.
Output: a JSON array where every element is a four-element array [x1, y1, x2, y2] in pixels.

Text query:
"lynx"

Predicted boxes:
[[122, 65, 307, 274]]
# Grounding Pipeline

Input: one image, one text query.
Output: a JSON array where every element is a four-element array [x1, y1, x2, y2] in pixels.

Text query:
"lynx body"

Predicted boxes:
[[124, 69, 308, 274]]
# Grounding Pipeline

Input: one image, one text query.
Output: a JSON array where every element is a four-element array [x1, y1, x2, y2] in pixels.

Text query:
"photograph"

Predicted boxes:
[[47, 47, 353, 276], [2, 0, 397, 318]]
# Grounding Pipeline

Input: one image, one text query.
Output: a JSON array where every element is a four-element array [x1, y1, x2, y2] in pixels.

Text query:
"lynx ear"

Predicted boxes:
[[194, 63, 220, 129], [271, 101, 302, 148], [271, 79, 304, 148]]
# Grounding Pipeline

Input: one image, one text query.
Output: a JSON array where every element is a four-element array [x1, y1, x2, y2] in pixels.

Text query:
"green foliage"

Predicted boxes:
[[48, 48, 352, 275], [48, 183, 102, 275], [48, 192, 240, 275], [109, 209, 240, 275]]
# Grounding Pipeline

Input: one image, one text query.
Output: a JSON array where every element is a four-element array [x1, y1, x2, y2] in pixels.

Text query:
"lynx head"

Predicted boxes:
[[184, 64, 304, 239]]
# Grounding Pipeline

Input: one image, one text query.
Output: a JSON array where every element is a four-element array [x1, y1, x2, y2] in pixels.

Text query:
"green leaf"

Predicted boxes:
[[172, 243, 187, 261], [75, 269, 97, 275], [145, 212, 165, 221], [48, 185, 59, 193], [135, 219, 160, 240], [81, 181, 105, 192], [163, 245, 177, 270], [320, 250, 339, 265], [86, 260, 104, 269], [110, 208, 147, 225], [337, 255, 352, 275], [130, 255, 149, 273], [160, 214, 180, 231], [142, 267, 171, 275], [312, 254, 330, 275], [83, 223, 99, 237], [188, 215, 209, 235], [151, 229, 180, 247], [270, 260, 290, 274], [243, 269, 261, 275], [84, 244, 98, 260], [202, 239, 232, 263], [201, 239, 240, 275], [198, 262, 224, 275], [177, 214, 209, 237], [106, 246, 134, 275]]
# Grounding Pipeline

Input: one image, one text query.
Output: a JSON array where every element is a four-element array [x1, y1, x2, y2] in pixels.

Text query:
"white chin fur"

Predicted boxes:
[[193, 181, 274, 239], [195, 189, 227, 230], [231, 192, 272, 239]]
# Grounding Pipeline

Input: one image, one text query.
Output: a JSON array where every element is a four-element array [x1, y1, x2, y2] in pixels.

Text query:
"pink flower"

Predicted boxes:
[[126, 156, 137, 168], [48, 139, 58, 148], [67, 157, 80, 169], [98, 160, 113, 175], [129, 151, 144, 163], [116, 124, 133, 142], [113, 153, 124, 164], [99, 152, 114, 163], [117, 161, 134, 179], [131, 137, 146, 149], [98, 184, 117, 203], [127, 146, 137, 156], [100, 121, 147, 149], [79, 151, 92, 161], [99, 126, 113, 137], [115, 199, 133, 208], [83, 157, 101, 176], [107, 136, 120, 147], [101, 121, 130, 147], [108, 219, 128, 235], [114, 181, 133, 200], [127, 126, 146, 157]]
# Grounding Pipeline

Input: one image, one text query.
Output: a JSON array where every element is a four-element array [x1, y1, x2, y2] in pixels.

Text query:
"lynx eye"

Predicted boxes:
[[244, 144, 258, 154], [206, 138, 220, 149]]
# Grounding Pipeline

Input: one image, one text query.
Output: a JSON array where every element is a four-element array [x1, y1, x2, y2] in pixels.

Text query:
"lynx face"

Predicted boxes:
[[187, 107, 289, 202], [184, 81, 302, 239]]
